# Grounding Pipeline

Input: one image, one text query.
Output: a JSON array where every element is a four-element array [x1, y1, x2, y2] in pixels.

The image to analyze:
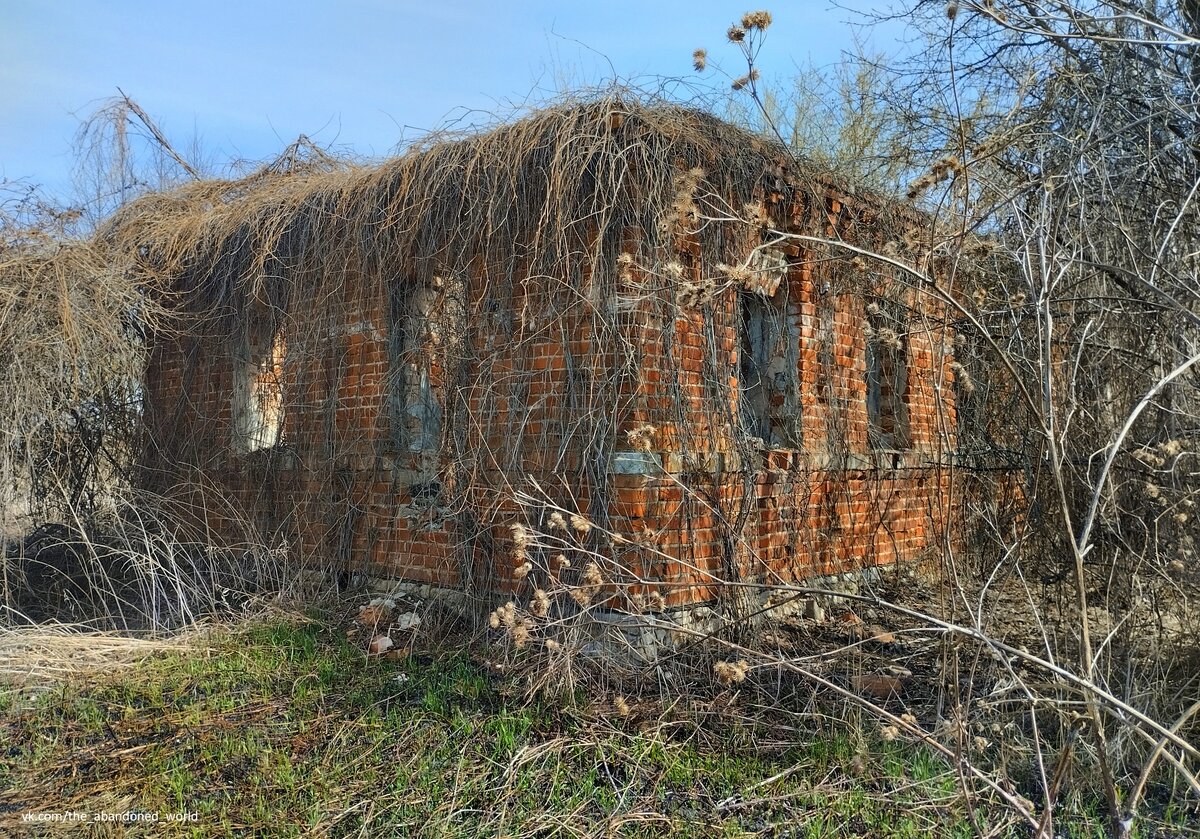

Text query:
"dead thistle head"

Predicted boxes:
[[713, 659, 750, 686], [875, 327, 903, 352], [569, 561, 604, 607], [742, 202, 770, 230], [530, 588, 551, 618], [582, 561, 603, 587], [510, 522, 532, 545], [741, 10, 773, 30], [731, 69, 760, 91], [489, 601, 518, 630], [626, 423, 657, 452], [949, 361, 975, 393], [666, 167, 705, 233]]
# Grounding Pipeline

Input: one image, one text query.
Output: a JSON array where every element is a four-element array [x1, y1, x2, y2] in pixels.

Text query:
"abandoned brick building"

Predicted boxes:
[[128, 96, 959, 612]]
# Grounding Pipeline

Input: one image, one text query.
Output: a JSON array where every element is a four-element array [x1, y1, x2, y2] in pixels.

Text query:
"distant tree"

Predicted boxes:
[[71, 90, 205, 226]]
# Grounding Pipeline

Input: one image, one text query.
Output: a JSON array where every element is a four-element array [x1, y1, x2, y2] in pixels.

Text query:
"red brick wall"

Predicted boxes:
[[140, 183, 959, 611]]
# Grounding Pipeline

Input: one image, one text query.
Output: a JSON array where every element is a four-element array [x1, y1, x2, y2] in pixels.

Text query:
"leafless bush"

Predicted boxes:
[[0, 97, 294, 632]]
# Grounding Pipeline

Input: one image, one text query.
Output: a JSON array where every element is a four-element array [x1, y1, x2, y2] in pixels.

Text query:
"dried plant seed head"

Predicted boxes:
[[513, 561, 533, 579], [949, 361, 975, 394], [692, 48, 708, 72], [946, 1, 959, 20], [530, 588, 550, 618], [582, 562, 603, 587], [727, 24, 746, 42], [719, 262, 753, 286], [614, 695, 631, 716], [731, 75, 751, 91], [1134, 448, 1166, 467], [510, 523, 532, 548], [570, 514, 592, 535], [626, 423, 657, 452], [499, 601, 517, 627], [548, 511, 567, 530], [713, 659, 750, 686], [741, 10, 772, 29], [882, 724, 900, 742]]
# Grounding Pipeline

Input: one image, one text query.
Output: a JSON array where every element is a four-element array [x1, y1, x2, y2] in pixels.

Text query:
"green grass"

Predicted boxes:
[[0, 614, 1143, 837]]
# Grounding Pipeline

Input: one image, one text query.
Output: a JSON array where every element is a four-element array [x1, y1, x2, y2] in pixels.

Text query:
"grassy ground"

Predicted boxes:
[[0, 610, 1183, 838]]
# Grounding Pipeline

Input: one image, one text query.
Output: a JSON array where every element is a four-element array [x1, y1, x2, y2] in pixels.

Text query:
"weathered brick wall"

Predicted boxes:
[[141, 177, 959, 612], [599, 189, 958, 608]]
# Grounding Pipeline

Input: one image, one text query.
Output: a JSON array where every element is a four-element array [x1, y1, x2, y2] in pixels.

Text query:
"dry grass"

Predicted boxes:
[[0, 624, 202, 690], [0, 610, 1042, 838], [3, 606, 1194, 837]]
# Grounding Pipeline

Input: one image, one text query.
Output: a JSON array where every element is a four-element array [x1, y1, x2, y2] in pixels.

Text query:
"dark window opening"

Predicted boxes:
[[739, 292, 773, 441], [737, 271, 801, 447], [866, 302, 910, 450], [388, 274, 465, 459]]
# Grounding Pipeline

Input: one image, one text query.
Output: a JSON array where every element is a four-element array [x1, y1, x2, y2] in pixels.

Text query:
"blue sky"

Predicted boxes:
[[1, 1, 898, 201]]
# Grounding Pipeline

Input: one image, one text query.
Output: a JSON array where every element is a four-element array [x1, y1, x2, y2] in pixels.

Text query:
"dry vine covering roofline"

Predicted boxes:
[[93, 90, 923, 324]]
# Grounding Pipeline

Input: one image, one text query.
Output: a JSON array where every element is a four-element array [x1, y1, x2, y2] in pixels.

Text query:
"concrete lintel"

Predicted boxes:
[[611, 451, 664, 475]]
